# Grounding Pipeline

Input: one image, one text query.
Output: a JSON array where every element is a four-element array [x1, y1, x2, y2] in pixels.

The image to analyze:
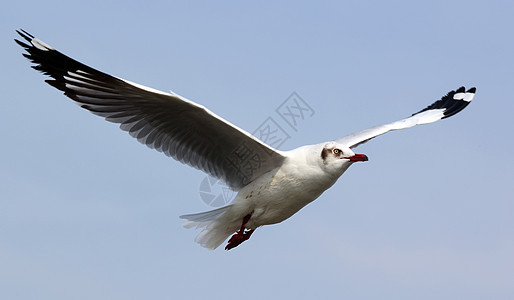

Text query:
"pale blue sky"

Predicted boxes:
[[2, 1, 513, 299]]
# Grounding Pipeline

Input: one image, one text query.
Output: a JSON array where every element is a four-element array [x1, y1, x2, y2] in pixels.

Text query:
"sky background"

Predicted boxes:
[[2, 1, 513, 299]]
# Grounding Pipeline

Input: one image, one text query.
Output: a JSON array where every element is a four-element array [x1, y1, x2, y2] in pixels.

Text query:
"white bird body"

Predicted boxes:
[[244, 144, 352, 226], [15, 29, 475, 250], [184, 143, 361, 249]]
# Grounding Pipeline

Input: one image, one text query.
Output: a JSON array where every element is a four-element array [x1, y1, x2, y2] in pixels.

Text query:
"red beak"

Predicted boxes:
[[347, 154, 368, 162]]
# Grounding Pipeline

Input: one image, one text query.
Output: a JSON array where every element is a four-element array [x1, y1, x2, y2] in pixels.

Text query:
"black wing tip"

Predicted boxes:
[[412, 85, 476, 119], [16, 29, 34, 39], [14, 29, 32, 48], [441, 85, 476, 119], [14, 29, 34, 45], [15, 29, 119, 88]]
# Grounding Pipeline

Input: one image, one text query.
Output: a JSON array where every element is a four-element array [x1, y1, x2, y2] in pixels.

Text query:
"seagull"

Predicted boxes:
[[15, 29, 475, 250]]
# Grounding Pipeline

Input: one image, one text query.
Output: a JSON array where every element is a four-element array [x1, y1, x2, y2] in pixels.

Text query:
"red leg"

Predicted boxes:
[[225, 214, 254, 250]]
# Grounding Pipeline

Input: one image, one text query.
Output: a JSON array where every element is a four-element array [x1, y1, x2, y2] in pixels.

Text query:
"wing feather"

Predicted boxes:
[[16, 30, 284, 190], [337, 87, 475, 148]]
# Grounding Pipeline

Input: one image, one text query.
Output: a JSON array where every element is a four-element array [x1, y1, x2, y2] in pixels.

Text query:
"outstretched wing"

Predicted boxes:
[[15, 30, 285, 190], [336, 87, 475, 148]]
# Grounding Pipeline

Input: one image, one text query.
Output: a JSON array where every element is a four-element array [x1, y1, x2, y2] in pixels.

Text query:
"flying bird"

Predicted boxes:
[[15, 29, 475, 250]]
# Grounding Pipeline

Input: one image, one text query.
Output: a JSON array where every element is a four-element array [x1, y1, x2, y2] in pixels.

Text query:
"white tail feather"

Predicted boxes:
[[180, 205, 236, 249], [180, 205, 231, 222]]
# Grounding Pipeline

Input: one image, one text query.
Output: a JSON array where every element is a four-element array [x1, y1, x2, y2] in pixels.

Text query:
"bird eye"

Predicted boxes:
[[333, 149, 341, 155]]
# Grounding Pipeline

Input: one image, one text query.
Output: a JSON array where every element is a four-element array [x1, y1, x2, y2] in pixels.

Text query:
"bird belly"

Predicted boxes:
[[233, 168, 338, 228]]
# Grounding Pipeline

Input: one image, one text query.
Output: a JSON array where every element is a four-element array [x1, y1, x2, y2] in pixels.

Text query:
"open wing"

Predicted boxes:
[[336, 87, 475, 148], [15, 30, 285, 190]]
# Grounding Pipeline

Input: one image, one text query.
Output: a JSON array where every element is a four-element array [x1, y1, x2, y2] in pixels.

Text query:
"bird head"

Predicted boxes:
[[319, 142, 368, 175]]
